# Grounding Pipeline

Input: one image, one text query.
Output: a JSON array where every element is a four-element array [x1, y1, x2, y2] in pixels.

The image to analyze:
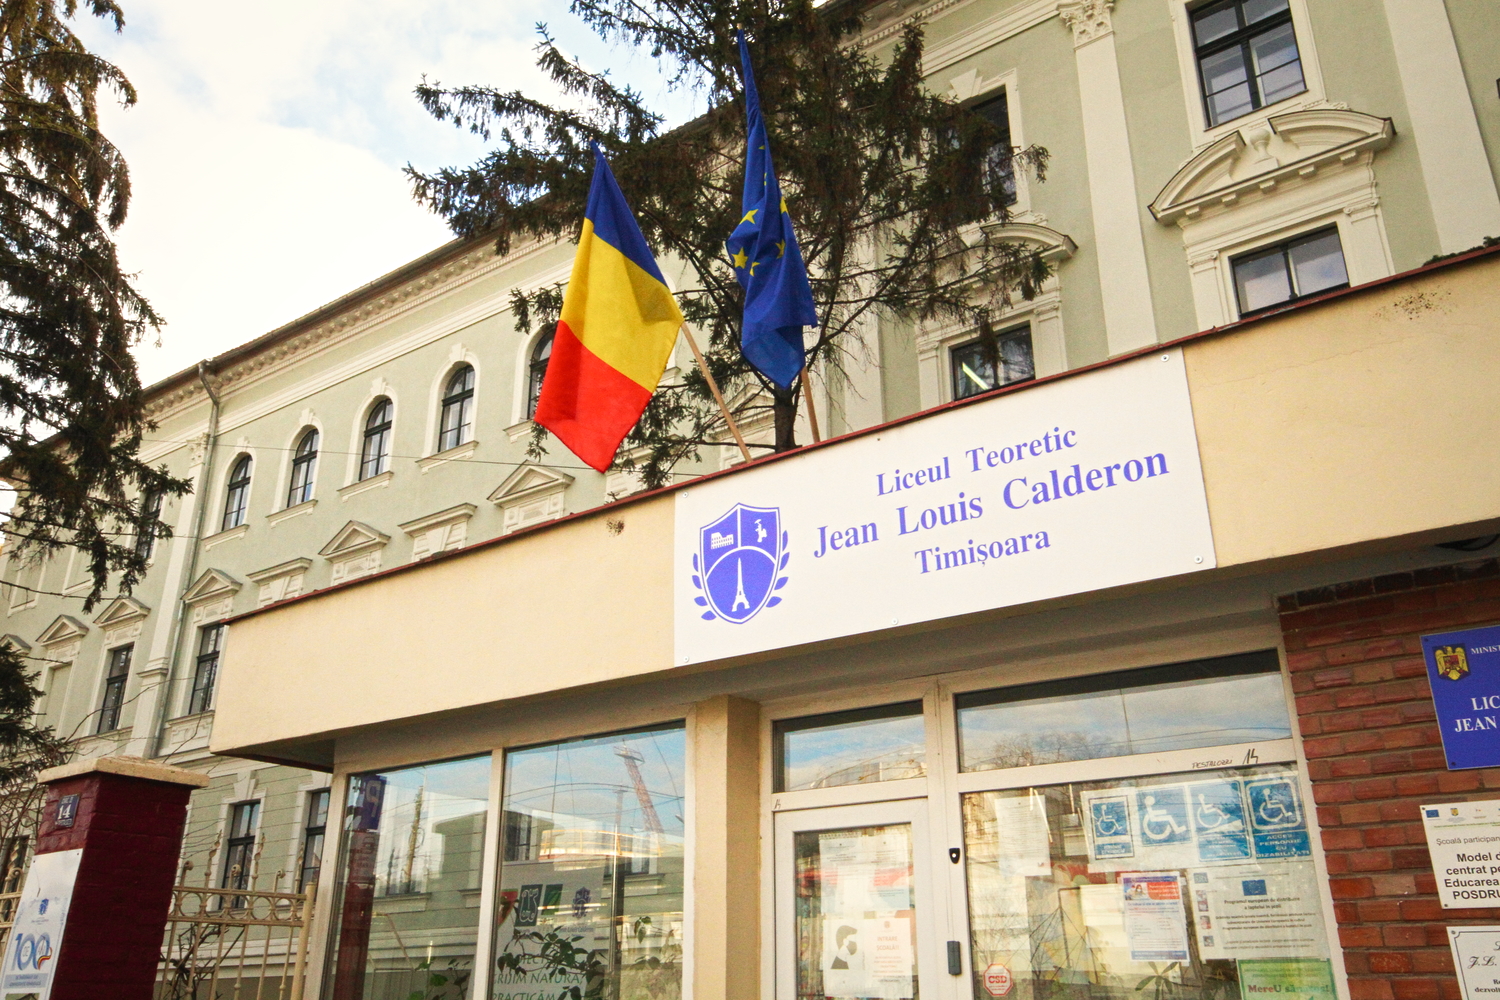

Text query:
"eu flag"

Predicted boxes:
[[727, 29, 818, 391]]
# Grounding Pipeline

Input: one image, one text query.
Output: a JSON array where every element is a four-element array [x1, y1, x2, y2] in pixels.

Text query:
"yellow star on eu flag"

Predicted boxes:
[[780, 196, 788, 214], [730, 246, 749, 269], [740, 209, 758, 225], [775, 240, 785, 258]]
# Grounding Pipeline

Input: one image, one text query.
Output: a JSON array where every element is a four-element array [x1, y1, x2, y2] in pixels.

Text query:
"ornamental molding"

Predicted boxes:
[[36, 615, 88, 648], [1057, 0, 1114, 46], [975, 222, 1078, 263], [489, 464, 574, 535], [859, 0, 976, 51], [1, 634, 31, 655], [143, 233, 564, 424], [182, 568, 242, 606], [247, 558, 313, 608], [399, 503, 478, 538], [93, 596, 151, 629], [319, 521, 390, 560], [1151, 109, 1394, 225]]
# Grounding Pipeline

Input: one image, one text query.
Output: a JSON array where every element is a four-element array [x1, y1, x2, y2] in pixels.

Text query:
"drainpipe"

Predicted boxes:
[[148, 362, 220, 759]]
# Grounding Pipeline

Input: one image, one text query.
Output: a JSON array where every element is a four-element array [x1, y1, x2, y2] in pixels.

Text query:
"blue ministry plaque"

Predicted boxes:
[[1421, 623, 1500, 770]]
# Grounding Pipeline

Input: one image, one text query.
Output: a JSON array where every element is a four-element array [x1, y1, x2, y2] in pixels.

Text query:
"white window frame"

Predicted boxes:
[[1169, 0, 1330, 149], [757, 628, 1349, 1000]]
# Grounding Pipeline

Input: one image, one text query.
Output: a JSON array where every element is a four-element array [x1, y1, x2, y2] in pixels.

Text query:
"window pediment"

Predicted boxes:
[[489, 465, 574, 534], [319, 521, 391, 560], [36, 615, 88, 647], [1151, 109, 1393, 225], [1, 634, 31, 656], [247, 558, 313, 608], [93, 596, 150, 629], [183, 568, 242, 606]]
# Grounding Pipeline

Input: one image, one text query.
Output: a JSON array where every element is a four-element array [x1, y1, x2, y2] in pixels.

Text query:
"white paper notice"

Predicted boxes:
[[1421, 800, 1500, 908], [1449, 926, 1500, 999], [0, 848, 82, 1000], [820, 916, 915, 1000], [1121, 872, 1191, 963], [993, 792, 1051, 878], [1187, 863, 1330, 960]]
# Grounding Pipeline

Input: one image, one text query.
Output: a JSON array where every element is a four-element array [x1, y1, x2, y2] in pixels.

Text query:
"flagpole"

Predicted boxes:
[[680, 324, 754, 464], [800, 369, 823, 443]]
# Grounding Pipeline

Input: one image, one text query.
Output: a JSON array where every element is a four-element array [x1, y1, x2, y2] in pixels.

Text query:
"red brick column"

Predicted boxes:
[[1278, 557, 1500, 1000], [33, 756, 209, 1000]]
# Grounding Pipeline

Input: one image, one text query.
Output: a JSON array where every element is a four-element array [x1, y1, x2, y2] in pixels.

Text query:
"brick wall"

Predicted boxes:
[[1279, 556, 1500, 1000]]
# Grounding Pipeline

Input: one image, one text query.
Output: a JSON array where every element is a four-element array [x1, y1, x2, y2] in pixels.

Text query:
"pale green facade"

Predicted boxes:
[[2, 0, 1497, 939]]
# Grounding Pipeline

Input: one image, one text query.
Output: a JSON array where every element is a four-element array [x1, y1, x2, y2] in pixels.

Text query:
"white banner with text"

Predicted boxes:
[[673, 351, 1217, 664]]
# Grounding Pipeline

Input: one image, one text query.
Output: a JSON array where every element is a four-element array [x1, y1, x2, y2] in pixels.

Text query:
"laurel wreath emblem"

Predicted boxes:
[[693, 530, 790, 621]]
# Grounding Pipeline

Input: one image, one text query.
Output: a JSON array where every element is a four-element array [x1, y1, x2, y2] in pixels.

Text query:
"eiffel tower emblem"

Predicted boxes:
[[732, 557, 751, 612]]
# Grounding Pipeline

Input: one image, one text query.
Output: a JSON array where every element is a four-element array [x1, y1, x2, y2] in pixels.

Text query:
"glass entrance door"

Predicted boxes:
[[775, 800, 942, 1000]]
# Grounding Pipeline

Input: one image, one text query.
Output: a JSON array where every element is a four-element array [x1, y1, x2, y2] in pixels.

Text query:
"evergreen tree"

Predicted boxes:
[[410, 0, 1049, 486], [0, 0, 185, 610]]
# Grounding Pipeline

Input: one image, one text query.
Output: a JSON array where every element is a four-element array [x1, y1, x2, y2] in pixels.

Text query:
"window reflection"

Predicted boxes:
[[963, 766, 1332, 999], [957, 652, 1291, 771], [329, 756, 490, 1000], [493, 725, 686, 1000], [775, 702, 926, 792]]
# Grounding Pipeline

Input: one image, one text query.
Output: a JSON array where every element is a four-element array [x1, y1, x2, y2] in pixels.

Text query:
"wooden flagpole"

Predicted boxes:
[[680, 324, 753, 464], [800, 368, 822, 443]]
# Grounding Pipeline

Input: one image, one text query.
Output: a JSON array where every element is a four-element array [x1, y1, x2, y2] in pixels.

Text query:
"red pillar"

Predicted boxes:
[[27, 755, 209, 1000]]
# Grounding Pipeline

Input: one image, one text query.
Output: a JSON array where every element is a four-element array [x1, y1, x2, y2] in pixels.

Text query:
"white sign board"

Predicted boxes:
[[1450, 926, 1500, 999], [0, 848, 82, 1000], [1421, 799, 1500, 908], [674, 352, 1216, 663]]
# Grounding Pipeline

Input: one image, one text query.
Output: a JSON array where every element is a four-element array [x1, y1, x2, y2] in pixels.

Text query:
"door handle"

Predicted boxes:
[[947, 940, 963, 976]]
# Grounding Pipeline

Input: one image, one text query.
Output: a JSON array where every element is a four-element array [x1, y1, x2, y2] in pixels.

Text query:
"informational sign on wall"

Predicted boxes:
[[1449, 926, 1500, 999], [1421, 799, 1500, 908], [0, 848, 82, 1000], [674, 353, 1216, 664], [1422, 624, 1500, 770]]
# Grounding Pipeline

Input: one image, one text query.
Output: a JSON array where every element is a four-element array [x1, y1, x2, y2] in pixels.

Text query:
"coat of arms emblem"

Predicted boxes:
[[692, 504, 789, 623], [1435, 645, 1470, 681]]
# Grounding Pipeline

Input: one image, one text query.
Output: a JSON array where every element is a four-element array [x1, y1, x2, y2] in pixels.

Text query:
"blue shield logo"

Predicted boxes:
[[692, 504, 788, 623]]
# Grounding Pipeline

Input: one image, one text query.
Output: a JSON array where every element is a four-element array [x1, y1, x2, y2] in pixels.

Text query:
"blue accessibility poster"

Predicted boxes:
[[1422, 624, 1500, 770]]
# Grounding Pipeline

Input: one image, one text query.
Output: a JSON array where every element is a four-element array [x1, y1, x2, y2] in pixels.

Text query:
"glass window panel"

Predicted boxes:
[[1117, 672, 1295, 754], [963, 765, 1332, 1000], [1242, 0, 1290, 23], [1199, 46, 1249, 97], [951, 341, 997, 400], [1233, 247, 1293, 314], [795, 824, 918, 1000], [492, 725, 686, 1000], [1289, 230, 1348, 296], [1207, 81, 1255, 126], [999, 330, 1035, 384], [1191, 4, 1241, 46], [329, 756, 490, 1000], [1258, 58, 1306, 105], [776, 703, 926, 792], [1250, 23, 1304, 104], [957, 653, 1291, 772]]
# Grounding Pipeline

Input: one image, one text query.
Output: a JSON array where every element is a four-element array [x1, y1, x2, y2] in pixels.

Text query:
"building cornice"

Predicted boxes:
[[143, 232, 563, 424]]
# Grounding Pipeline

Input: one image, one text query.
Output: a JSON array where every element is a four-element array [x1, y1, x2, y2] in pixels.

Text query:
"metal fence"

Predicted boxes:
[[156, 843, 317, 1000]]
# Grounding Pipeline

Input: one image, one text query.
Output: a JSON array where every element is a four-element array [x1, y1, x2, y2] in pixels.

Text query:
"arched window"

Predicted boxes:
[[527, 332, 553, 418], [222, 455, 252, 531], [437, 365, 475, 452], [360, 399, 393, 480], [287, 428, 319, 507]]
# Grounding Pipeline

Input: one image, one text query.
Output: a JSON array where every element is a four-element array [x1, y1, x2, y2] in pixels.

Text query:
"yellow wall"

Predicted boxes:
[[1186, 262, 1500, 564], [212, 498, 676, 755], [213, 254, 1500, 760]]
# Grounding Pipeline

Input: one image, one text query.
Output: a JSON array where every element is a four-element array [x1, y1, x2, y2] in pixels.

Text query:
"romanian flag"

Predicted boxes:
[[535, 145, 684, 472]]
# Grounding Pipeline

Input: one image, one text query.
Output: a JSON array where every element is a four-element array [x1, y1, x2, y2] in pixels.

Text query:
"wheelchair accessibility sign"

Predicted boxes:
[[1245, 777, 1311, 858], [1082, 772, 1309, 870]]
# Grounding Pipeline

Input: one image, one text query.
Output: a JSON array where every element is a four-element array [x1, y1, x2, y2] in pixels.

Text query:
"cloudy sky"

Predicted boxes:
[[75, 2, 702, 386]]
